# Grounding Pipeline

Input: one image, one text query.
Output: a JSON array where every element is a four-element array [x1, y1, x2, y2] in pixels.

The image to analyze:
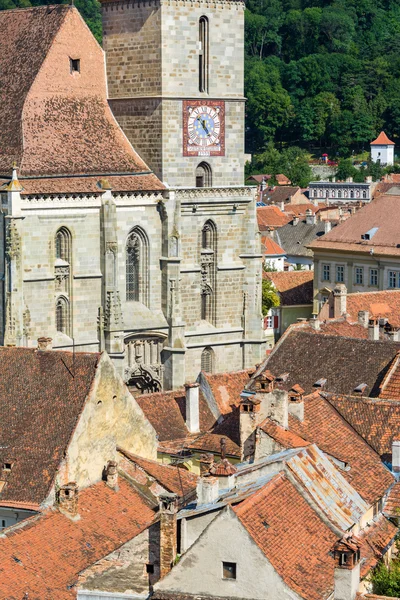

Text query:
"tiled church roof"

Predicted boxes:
[[0, 5, 162, 190]]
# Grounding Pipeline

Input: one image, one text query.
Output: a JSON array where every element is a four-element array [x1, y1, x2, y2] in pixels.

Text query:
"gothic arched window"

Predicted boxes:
[[196, 162, 212, 188], [199, 16, 209, 93], [56, 296, 70, 336], [201, 220, 217, 323], [201, 347, 214, 373], [55, 227, 71, 263], [126, 227, 149, 305]]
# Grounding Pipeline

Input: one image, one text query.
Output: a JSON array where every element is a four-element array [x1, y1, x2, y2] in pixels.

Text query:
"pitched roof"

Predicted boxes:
[[262, 186, 301, 204], [259, 418, 310, 449], [276, 218, 326, 258], [264, 329, 400, 396], [198, 370, 251, 416], [325, 394, 400, 458], [358, 515, 397, 578], [378, 352, 400, 399], [136, 388, 216, 442], [308, 318, 370, 339], [261, 236, 286, 256], [257, 205, 291, 230], [0, 5, 161, 186], [264, 270, 314, 305], [0, 347, 101, 506], [287, 393, 393, 505], [346, 290, 400, 329], [0, 478, 155, 599], [118, 448, 198, 499], [309, 195, 400, 256], [234, 472, 338, 600], [248, 174, 291, 185], [383, 481, 400, 518], [371, 131, 395, 145]]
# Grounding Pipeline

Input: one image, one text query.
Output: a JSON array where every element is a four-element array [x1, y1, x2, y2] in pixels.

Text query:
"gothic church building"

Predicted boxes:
[[0, 2, 264, 391]]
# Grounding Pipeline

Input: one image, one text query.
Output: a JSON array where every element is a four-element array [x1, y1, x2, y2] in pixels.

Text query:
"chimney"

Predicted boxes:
[[309, 318, 320, 331], [185, 383, 200, 434], [105, 460, 118, 490], [388, 328, 400, 342], [305, 209, 316, 225], [324, 220, 332, 234], [333, 284, 347, 318], [292, 216, 299, 226], [358, 310, 369, 328], [392, 440, 400, 475], [159, 492, 179, 579], [368, 318, 379, 341], [196, 475, 219, 505], [288, 385, 305, 422], [199, 452, 214, 476], [57, 482, 79, 520], [239, 393, 261, 461], [208, 439, 237, 491], [280, 201, 285, 211], [333, 535, 361, 600], [37, 337, 53, 351]]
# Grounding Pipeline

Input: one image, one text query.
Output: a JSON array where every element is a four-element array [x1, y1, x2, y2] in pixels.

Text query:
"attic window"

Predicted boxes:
[[146, 564, 155, 574], [222, 562, 236, 580], [70, 58, 81, 74], [353, 383, 368, 394], [2, 463, 12, 471], [313, 378, 327, 388]]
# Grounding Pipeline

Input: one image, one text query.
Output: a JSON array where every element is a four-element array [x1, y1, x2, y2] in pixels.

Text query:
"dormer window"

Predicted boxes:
[[70, 58, 81, 74], [2, 463, 12, 471]]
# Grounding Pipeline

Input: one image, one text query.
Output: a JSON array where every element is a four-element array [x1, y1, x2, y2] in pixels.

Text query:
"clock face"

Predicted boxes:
[[183, 100, 225, 157]]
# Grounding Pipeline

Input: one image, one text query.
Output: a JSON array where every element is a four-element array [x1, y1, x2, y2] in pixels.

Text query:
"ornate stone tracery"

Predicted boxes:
[[124, 336, 165, 393], [200, 220, 217, 324]]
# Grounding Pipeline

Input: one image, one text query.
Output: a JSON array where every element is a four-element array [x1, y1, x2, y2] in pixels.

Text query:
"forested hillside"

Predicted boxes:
[[245, 0, 400, 154], [3, 0, 399, 159]]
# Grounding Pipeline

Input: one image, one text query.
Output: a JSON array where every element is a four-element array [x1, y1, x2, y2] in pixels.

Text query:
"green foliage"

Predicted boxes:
[[262, 278, 280, 316], [251, 143, 313, 187], [369, 561, 400, 597]]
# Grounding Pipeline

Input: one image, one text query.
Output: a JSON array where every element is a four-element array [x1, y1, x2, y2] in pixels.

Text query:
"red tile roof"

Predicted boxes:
[[257, 205, 291, 230], [309, 195, 400, 256], [371, 131, 395, 145], [0, 478, 155, 599], [378, 352, 400, 399], [358, 515, 397, 578], [309, 319, 369, 339], [118, 448, 198, 498], [284, 202, 320, 216], [264, 270, 314, 306], [261, 236, 286, 256], [325, 394, 400, 459], [288, 392, 394, 504], [259, 418, 310, 449], [185, 432, 240, 457], [234, 472, 337, 600], [0, 5, 161, 185], [0, 347, 101, 506], [346, 290, 400, 329], [383, 482, 400, 518], [199, 370, 251, 416]]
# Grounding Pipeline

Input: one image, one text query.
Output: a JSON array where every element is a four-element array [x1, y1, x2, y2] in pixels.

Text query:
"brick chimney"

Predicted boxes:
[[333, 535, 361, 600], [368, 318, 379, 341], [185, 383, 200, 434], [392, 440, 400, 475], [333, 284, 347, 318], [105, 460, 118, 490], [358, 310, 369, 328], [159, 492, 178, 579], [57, 482, 79, 520], [37, 337, 53, 351], [199, 452, 214, 476], [196, 475, 219, 505]]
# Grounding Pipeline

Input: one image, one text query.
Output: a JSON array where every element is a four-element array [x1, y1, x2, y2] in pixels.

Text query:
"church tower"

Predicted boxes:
[[100, 0, 245, 188]]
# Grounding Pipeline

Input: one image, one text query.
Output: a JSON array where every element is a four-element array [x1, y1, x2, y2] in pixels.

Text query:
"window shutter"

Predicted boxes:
[[274, 316, 279, 328]]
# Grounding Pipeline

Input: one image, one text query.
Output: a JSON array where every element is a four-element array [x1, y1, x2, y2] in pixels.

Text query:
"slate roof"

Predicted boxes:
[[234, 472, 338, 600], [287, 393, 393, 505], [0, 478, 155, 599], [276, 218, 326, 258], [264, 270, 314, 306], [0, 5, 162, 189], [325, 394, 400, 459], [0, 347, 101, 507], [263, 329, 400, 396], [257, 205, 291, 230], [309, 195, 400, 257]]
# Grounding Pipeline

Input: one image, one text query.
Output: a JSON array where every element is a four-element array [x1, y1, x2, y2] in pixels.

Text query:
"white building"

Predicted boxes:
[[371, 131, 395, 166]]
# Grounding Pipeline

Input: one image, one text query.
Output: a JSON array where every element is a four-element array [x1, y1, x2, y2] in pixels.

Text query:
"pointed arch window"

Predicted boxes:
[[196, 162, 212, 188], [201, 347, 214, 373], [126, 227, 149, 305], [56, 296, 70, 336], [55, 227, 71, 263], [201, 220, 217, 324], [199, 16, 209, 93]]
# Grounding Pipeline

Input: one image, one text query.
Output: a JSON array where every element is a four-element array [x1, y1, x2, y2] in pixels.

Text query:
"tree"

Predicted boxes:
[[369, 561, 400, 597], [262, 278, 280, 316], [335, 159, 358, 180]]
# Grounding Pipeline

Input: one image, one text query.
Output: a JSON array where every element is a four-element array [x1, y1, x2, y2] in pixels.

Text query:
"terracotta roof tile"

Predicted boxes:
[[325, 393, 400, 459], [371, 131, 395, 145], [288, 393, 394, 504], [259, 418, 310, 449], [0, 347, 101, 506], [257, 205, 291, 230], [284, 202, 320, 216], [310, 319, 369, 339], [234, 473, 337, 600], [199, 370, 251, 416], [118, 448, 198, 498], [346, 290, 400, 329], [383, 481, 400, 518], [261, 236, 286, 256], [0, 478, 155, 599], [358, 515, 397, 578], [185, 432, 240, 457], [264, 270, 314, 306]]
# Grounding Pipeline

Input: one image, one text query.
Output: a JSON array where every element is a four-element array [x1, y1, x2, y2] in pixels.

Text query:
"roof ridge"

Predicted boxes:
[[234, 471, 286, 517], [0, 4, 71, 14]]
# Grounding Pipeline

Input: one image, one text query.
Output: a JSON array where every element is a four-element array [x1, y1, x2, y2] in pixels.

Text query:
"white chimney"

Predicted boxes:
[[393, 440, 400, 475], [388, 329, 400, 342], [358, 310, 369, 328], [196, 476, 219, 505], [368, 319, 379, 341], [280, 201, 285, 211], [324, 221, 332, 234], [333, 284, 347, 318], [185, 383, 200, 433], [305, 209, 316, 225]]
